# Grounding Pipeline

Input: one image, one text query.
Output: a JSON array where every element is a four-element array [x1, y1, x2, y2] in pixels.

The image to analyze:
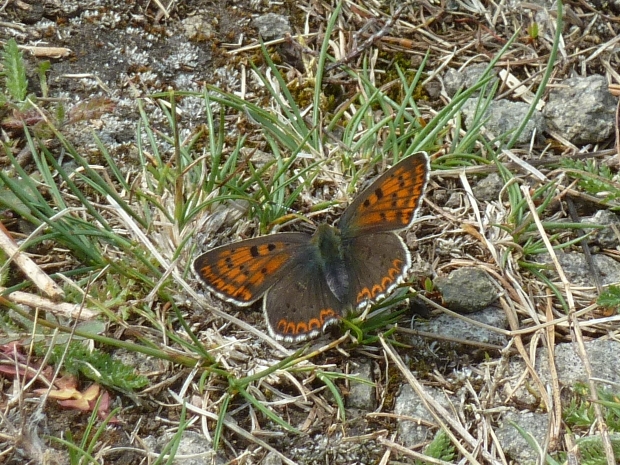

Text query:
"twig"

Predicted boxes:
[[0, 223, 64, 300], [18, 45, 71, 58], [522, 186, 616, 465], [0, 287, 97, 319], [381, 337, 503, 465]]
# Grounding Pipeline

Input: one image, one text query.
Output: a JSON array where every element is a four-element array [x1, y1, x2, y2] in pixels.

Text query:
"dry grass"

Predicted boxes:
[[1, 0, 619, 464]]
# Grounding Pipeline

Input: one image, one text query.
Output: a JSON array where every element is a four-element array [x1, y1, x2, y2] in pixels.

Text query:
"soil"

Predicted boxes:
[[1, 0, 619, 464]]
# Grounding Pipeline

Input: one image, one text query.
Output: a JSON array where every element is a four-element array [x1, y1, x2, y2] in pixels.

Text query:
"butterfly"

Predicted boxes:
[[193, 152, 430, 342]]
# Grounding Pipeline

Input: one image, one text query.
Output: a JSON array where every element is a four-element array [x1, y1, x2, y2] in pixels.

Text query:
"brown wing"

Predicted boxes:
[[339, 152, 429, 236], [193, 233, 311, 305], [263, 256, 345, 342], [342, 232, 411, 308]]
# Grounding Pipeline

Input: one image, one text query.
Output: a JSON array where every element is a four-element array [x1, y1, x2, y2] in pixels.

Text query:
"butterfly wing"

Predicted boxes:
[[339, 152, 430, 236], [342, 232, 411, 308], [193, 233, 311, 306], [263, 248, 345, 341]]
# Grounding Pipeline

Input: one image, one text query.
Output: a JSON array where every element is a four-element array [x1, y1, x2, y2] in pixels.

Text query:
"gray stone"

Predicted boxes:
[[253, 13, 291, 41], [537, 251, 620, 287], [443, 63, 498, 97], [434, 267, 499, 313], [181, 15, 214, 41], [423, 80, 442, 99], [414, 306, 508, 347], [502, 339, 620, 407], [461, 98, 545, 145], [112, 348, 166, 376], [394, 385, 455, 447], [444, 192, 462, 209], [143, 431, 225, 464], [473, 172, 504, 202], [507, 0, 554, 6], [581, 210, 620, 249], [346, 360, 377, 410], [263, 451, 283, 465], [543, 75, 616, 145], [496, 411, 549, 465], [542, 339, 620, 387]]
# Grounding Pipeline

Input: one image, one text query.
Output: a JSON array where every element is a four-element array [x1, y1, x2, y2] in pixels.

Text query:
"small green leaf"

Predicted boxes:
[[37, 60, 51, 98], [37, 341, 149, 391], [2, 38, 28, 101], [597, 286, 620, 310], [416, 429, 456, 464]]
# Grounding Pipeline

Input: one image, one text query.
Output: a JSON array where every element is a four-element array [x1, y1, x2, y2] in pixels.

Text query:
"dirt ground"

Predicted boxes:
[[1, 0, 620, 464]]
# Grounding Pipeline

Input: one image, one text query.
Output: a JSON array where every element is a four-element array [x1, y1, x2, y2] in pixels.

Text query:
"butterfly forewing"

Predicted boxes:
[[339, 152, 430, 236], [193, 233, 312, 306]]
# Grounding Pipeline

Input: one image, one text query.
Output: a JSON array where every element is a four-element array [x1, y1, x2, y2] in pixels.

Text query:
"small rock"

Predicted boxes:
[[501, 339, 620, 407], [253, 13, 302, 69], [346, 360, 377, 410], [581, 210, 620, 249], [263, 451, 283, 465], [112, 349, 166, 377], [253, 13, 291, 41], [413, 306, 508, 347], [543, 74, 615, 145], [443, 63, 498, 97], [544, 339, 620, 387], [394, 384, 455, 447], [434, 267, 499, 313], [182, 15, 213, 41], [461, 98, 545, 145], [423, 80, 442, 99], [432, 188, 449, 206], [443, 192, 462, 209], [496, 411, 549, 465], [537, 251, 620, 287], [473, 172, 504, 202], [15, 2, 45, 24], [143, 431, 225, 465]]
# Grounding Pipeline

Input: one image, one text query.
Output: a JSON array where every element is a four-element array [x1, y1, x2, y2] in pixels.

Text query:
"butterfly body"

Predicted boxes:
[[194, 152, 430, 342], [312, 224, 349, 302]]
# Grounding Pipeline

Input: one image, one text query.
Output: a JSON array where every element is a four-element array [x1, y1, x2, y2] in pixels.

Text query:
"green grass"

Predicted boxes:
[[561, 157, 620, 207], [597, 285, 620, 311], [47, 397, 121, 465], [545, 383, 620, 464], [2, 0, 617, 463]]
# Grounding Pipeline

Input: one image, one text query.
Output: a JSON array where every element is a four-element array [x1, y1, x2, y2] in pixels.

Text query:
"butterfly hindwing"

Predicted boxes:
[[343, 232, 411, 308], [263, 249, 344, 341], [193, 233, 312, 306], [339, 152, 429, 236]]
